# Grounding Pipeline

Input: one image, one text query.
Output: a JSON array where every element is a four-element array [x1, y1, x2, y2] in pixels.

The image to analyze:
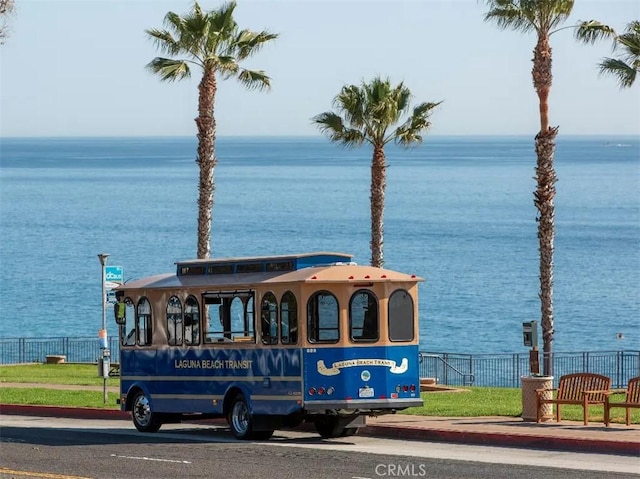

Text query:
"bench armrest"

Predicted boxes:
[[609, 388, 627, 395]]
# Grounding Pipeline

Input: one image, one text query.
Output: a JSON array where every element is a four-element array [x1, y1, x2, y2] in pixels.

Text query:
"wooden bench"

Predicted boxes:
[[536, 373, 611, 425], [604, 376, 640, 426]]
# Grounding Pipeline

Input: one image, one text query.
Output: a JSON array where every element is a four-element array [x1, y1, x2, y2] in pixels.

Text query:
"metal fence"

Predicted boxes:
[[0, 337, 121, 365], [419, 350, 640, 388], [1, 337, 638, 389]]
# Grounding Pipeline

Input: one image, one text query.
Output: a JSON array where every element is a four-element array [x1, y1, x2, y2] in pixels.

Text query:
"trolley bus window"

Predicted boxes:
[[307, 291, 339, 343], [203, 292, 255, 343], [231, 295, 254, 341], [280, 291, 298, 344], [121, 298, 136, 346], [388, 289, 414, 341], [261, 292, 278, 345], [184, 296, 200, 345], [204, 297, 227, 342], [137, 297, 153, 346], [350, 290, 379, 342], [167, 296, 183, 345]]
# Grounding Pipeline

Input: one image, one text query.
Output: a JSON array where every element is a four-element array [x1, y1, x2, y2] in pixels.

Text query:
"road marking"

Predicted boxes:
[[0, 467, 92, 479], [110, 454, 191, 464]]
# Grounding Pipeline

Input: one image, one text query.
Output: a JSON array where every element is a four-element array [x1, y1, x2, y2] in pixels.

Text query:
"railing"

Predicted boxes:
[[419, 353, 475, 386], [0, 337, 120, 365], [1, 337, 638, 389], [419, 350, 640, 389]]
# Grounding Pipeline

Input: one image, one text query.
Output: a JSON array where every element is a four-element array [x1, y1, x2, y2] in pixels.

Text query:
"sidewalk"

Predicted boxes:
[[1, 382, 639, 456]]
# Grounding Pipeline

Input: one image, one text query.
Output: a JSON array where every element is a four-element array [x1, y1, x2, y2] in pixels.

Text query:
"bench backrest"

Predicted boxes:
[[626, 376, 640, 404], [557, 373, 611, 401]]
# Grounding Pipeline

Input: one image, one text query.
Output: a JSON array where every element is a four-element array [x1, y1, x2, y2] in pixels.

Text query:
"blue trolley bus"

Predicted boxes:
[[113, 252, 423, 439]]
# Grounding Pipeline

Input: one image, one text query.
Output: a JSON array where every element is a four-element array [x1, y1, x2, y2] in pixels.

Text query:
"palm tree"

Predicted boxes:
[[0, 0, 15, 45], [146, 1, 277, 259], [578, 20, 640, 88], [483, 1, 611, 377], [313, 77, 440, 268]]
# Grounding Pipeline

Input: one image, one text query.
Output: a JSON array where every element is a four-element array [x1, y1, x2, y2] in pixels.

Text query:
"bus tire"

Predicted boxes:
[[228, 393, 255, 440], [314, 416, 345, 439], [252, 430, 275, 441], [131, 391, 162, 433]]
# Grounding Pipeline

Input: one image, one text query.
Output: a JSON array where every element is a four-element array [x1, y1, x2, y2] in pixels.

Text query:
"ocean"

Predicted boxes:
[[0, 135, 638, 354]]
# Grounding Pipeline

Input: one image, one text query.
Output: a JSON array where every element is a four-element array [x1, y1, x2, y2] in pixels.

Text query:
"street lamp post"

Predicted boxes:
[[98, 253, 110, 404]]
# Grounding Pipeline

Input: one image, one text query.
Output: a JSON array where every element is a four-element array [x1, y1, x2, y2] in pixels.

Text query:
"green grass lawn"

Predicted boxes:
[[0, 387, 120, 409], [1, 364, 638, 424], [1, 363, 119, 387]]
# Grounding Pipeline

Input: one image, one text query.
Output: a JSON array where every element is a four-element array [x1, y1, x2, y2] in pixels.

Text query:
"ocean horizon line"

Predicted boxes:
[[2, 134, 638, 141]]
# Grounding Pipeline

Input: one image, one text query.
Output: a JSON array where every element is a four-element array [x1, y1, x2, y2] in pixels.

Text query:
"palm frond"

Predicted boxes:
[[315, 77, 439, 151], [234, 30, 279, 60], [215, 55, 239, 77], [146, 0, 277, 90], [342, 128, 366, 145], [617, 21, 640, 57], [145, 58, 191, 82], [163, 11, 202, 57], [312, 112, 365, 146], [484, 0, 574, 35], [211, 0, 238, 34], [574, 20, 616, 45], [313, 111, 345, 134], [236, 69, 272, 91], [392, 101, 442, 146], [336, 84, 367, 130], [595, 21, 640, 88], [483, 1, 534, 34], [537, 0, 574, 31], [145, 28, 182, 56], [599, 57, 637, 89], [359, 77, 400, 140]]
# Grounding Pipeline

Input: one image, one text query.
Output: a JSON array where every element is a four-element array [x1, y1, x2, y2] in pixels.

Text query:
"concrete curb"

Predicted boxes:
[[1, 404, 129, 420], [358, 424, 640, 456], [2, 404, 638, 456]]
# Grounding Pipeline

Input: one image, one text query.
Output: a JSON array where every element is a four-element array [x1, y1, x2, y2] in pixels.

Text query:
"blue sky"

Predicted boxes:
[[1, 0, 638, 137]]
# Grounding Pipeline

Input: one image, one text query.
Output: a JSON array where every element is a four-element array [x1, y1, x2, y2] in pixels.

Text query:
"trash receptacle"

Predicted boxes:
[[521, 375, 553, 422]]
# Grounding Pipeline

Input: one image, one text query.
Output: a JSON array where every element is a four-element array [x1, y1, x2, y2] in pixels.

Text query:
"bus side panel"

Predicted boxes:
[[302, 345, 421, 406], [120, 347, 303, 416]]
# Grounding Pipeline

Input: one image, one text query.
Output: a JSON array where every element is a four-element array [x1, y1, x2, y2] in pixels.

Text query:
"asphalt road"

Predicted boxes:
[[1, 416, 638, 479]]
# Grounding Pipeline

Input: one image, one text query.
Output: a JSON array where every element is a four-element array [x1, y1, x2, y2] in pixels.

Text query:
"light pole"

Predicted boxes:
[[98, 253, 110, 404]]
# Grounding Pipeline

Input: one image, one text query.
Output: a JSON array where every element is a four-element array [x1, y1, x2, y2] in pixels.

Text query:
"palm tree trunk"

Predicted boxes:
[[533, 35, 557, 377], [533, 37, 552, 133], [534, 128, 557, 377], [195, 66, 217, 259], [370, 145, 386, 268]]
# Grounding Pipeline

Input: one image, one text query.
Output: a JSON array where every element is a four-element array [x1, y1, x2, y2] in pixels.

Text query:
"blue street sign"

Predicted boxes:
[[105, 266, 124, 284]]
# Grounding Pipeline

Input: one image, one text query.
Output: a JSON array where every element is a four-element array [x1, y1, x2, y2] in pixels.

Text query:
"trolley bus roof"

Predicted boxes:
[[116, 263, 424, 291]]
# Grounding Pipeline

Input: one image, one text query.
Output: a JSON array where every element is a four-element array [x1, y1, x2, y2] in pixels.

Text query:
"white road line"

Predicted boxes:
[[109, 454, 191, 464]]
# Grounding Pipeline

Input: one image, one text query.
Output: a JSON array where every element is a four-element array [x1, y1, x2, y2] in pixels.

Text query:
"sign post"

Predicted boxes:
[[98, 253, 110, 404]]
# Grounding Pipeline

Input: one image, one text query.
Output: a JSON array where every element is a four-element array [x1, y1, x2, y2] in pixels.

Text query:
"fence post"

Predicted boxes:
[[616, 351, 621, 388], [442, 353, 448, 385]]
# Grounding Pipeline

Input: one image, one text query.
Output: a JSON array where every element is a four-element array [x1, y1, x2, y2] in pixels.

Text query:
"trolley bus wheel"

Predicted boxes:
[[131, 391, 162, 433], [314, 416, 346, 439], [228, 393, 274, 440]]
